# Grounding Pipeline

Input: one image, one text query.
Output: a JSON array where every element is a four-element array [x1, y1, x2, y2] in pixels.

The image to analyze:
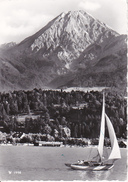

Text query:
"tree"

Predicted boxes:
[[44, 112, 50, 124], [10, 101, 18, 115], [43, 124, 52, 135]]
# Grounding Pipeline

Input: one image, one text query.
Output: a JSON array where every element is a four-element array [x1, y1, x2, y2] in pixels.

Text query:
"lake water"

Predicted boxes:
[[0, 145, 127, 181]]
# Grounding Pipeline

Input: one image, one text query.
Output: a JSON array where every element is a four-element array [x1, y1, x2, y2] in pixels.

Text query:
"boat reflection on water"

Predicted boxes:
[[77, 169, 112, 181]]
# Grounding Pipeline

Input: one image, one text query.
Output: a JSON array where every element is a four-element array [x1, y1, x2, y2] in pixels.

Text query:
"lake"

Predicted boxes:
[[0, 145, 127, 181]]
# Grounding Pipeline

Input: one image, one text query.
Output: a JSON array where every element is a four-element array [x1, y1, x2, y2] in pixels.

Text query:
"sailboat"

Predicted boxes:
[[65, 93, 121, 170]]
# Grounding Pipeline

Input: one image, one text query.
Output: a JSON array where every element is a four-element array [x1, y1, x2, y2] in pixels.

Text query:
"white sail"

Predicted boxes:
[[105, 114, 121, 160], [98, 93, 105, 161]]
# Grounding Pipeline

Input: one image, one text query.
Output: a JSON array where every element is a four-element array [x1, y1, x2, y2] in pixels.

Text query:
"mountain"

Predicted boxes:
[[0, 42, 16, 50], [0, 10, 127, 93], [49, 34, 127, 91]]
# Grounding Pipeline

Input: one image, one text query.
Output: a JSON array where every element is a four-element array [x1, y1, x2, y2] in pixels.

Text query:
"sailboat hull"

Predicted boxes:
[[65, 163, 114, 171]]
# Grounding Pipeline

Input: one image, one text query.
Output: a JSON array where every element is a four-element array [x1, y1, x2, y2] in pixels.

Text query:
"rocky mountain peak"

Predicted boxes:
[[28, 10, 119, 70]]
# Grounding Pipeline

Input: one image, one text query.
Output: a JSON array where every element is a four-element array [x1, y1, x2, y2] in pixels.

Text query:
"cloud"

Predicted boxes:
[[89, 0, 127, 34], [79, 0, 101, 11], [0, 0, 127, 44], [78, 0, 127, 34], [0, 0, 55, 43]]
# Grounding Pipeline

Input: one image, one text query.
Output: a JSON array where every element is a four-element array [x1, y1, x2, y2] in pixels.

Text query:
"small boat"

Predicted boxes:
[[65, 93, 121, 171]]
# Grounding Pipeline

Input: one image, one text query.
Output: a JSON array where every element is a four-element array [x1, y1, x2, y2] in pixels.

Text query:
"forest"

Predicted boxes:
[[0, 88, 127, 144]]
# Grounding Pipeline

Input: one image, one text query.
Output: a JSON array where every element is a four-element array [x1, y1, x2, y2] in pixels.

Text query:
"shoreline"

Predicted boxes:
[[0, 141, 127, 148]]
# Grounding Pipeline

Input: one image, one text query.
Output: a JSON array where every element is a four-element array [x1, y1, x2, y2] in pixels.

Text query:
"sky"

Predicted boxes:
[[0, 0, 127, 44]]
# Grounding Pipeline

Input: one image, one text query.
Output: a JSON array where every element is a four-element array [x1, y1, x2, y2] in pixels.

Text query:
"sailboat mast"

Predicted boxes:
[[98, 92, 105, 162]]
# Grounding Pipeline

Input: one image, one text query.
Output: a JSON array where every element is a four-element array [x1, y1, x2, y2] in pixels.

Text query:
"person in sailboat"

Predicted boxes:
[[77, 160, 84, 164]]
